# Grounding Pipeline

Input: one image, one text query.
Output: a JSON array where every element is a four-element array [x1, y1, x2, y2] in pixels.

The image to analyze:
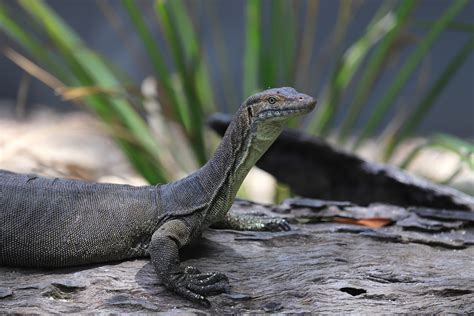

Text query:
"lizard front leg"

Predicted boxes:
[[149, 219, 229, 307], [212, 212, 291, 231]]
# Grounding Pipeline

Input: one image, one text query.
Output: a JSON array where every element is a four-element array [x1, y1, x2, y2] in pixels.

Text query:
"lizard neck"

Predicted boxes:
[[157, 87, 316, 224], [196, 113, 283, 216], [158, 113, 283, 223]]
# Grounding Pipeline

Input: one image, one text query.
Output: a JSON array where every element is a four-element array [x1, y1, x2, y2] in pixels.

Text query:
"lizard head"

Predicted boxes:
[[217, 87, 316, 187], [242, 87, 316, 129]]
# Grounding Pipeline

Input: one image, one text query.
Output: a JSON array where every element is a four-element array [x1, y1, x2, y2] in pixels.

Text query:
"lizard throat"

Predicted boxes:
[[192, 118, 284, 224], [231, 122, 283, 187]]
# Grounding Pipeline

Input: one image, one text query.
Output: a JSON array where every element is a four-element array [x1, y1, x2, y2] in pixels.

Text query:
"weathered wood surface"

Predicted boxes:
[[209, 114, 474, 210], [1, 199, 473, 314]]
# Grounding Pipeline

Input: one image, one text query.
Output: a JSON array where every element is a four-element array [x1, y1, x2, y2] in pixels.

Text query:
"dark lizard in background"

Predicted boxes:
[[0, 87, 316, 306]]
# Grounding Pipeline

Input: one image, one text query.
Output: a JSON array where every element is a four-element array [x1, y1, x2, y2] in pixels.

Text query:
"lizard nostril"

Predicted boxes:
[[299, 96, 303, 101]]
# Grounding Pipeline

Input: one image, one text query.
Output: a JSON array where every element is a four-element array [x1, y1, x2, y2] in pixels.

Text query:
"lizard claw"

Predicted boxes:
[[166, 266, 230, 307], [174, 285, 211, 307], [184, 266, 201, 274], [260, 217, 291, 232]]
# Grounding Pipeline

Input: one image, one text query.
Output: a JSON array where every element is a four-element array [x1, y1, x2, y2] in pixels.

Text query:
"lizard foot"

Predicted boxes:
[[256, 216, 291, 232], [213, 212, 291, 232], [166, 266, 229, 307]]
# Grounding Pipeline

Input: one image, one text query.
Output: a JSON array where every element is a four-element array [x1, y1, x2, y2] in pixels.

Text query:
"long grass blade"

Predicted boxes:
[[3, 47, 65, 92], [383, 35, 474, 161], [259, 0, 297, 126], [283, 0, 297, 84], [97, 0, 146, 77], [17, 0, 170, 183], [121, 0, 189, 131], [309, 8, 397, 136], [415, 20, 474, 33], [243, 0, 261, 97], [260, 0, 279, 89], [5, 47, 166, 183], [399, 141, 427, 170], [337, 0, 417, 144], [0, 3, 68, 81], [310, 0, 354, 92], [295, 0, 319, 90], [154, 0, 207, 164], [352, 0, 469, 150], [434, 134, 474, 155], [207, 2, 239, 110], [165, 0, 215, 112]]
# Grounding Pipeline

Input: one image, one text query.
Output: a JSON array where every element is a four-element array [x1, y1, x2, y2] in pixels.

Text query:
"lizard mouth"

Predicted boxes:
[[257, 100, 317, 120]]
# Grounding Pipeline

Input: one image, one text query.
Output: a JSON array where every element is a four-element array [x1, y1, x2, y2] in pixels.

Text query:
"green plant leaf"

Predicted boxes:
[[243, 0, 261, 97], [122, 0, 190, 131], [309, 7, 397, 136], [352, 0, 468, 150], [260, 0, 298, 127], [294, 0, 320, 90], [259, 1, 278, 89], [336, 0, 417, 144], [415, 20, 474, 33], [262, 0, 296, 87], [0, 3, 69, 82], [309, 0, 355, 93], [383, 35, 474, 161], [17, 0, 170, 183], [207, 3, 239, 110], [165, 0, 216, 113], [154, 0, 207, 165]]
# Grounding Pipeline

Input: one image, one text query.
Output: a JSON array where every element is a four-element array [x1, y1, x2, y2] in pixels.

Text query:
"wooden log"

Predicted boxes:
[[1, 199, 473, 313]]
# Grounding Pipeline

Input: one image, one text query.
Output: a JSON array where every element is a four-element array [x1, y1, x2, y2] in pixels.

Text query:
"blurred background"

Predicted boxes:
[[0, 0, 473, 201]]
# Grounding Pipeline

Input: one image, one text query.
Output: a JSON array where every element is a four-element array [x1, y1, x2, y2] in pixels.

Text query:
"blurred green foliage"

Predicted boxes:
[[0, 0, 472, 189]]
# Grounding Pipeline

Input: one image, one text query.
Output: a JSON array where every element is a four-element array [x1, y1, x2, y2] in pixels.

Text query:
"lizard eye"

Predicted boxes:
[[268, 97, 277, 104]]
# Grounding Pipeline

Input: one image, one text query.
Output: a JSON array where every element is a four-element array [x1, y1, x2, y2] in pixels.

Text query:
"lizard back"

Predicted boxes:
[[0, 170, 161, 267]]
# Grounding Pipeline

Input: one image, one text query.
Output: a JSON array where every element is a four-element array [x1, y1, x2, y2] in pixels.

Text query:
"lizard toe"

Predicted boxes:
[[174, 285, 211, 308], [189, 272, 229, 285], [279, 219, 291, 231], [264, 218, 291, 231], [186, 280, 230, 296], [184, 266, 201, 275]]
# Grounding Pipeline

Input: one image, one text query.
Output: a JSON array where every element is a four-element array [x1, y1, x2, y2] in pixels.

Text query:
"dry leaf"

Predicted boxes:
[[334, 217, 392, 228]]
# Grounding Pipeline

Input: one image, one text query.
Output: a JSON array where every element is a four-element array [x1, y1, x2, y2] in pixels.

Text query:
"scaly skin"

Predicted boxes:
[[0, 87, 316, 306]]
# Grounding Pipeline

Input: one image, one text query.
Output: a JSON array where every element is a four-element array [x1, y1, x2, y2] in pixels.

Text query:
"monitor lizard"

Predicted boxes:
[[0, 87, 316, 306]]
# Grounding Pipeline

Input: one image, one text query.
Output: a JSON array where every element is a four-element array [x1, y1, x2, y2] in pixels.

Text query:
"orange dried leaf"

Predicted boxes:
[[356, 218, 392, 228], [334, 217, 359, 225], [334, 217, 392, 228]]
